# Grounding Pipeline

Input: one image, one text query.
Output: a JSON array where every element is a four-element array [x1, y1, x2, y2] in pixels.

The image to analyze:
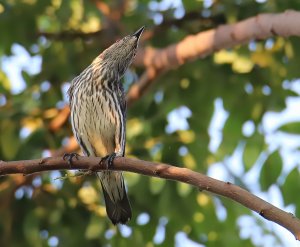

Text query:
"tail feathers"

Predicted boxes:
[[101, 181, 132, 225]]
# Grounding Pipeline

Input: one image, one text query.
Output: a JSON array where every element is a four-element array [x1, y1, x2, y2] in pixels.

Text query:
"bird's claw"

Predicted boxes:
[[63, 153, 80, 166], [100, 153, 116, 169]]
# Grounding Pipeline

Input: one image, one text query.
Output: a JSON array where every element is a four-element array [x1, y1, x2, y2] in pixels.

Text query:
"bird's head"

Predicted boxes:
[[98, 26, 144, 79]]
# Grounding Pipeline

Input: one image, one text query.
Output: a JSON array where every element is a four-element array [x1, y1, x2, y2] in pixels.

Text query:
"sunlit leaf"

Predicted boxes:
[[232, 56, 254, 73], [251, 52, 274, 68], [214, 50, 237, 64]]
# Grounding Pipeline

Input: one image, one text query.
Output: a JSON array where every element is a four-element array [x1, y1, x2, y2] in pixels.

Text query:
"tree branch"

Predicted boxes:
[[1, 156, 300, 240], [47, 10, 300, 160], [49, 10, 300, 127], [127, 9, 300, 105]]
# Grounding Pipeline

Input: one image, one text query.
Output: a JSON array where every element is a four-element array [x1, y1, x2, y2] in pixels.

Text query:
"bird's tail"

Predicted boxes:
[[97, 171, 132, 224]]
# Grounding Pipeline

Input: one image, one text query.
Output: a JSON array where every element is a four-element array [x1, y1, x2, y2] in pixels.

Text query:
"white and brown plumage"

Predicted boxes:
[[68, 27, 144, 224]]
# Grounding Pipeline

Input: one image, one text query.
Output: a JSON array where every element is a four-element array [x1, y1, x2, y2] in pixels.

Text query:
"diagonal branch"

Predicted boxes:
[[49, 10, 300, 125], [48, 10, 300, 152], [127, 9, 300, 105], [0, 156, 300, 240]]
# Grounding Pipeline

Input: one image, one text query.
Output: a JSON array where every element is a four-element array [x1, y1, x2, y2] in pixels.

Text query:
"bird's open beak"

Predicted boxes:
[[132, 26, 145, 40]]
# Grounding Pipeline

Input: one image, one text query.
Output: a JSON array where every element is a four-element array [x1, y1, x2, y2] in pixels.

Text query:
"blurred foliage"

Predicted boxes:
[[0, 0, 300, 246]]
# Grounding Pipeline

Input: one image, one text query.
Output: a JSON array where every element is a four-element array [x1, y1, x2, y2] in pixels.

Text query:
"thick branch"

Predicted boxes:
[[127, 9, 300, 105], [49, 10, 300, 127], [0, 156, 300, 240], [135, 10, 300, 68]]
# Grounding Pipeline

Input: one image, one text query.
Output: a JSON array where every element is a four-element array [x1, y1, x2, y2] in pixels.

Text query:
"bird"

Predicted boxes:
[[67, 26, 145, 224]]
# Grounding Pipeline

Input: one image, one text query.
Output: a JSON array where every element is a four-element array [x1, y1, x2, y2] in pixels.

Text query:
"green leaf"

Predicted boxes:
[[243, 132, 264, 170], [260, 151, 282, 190], [281, 168, 300, 205], [278, 122, 300, 134]]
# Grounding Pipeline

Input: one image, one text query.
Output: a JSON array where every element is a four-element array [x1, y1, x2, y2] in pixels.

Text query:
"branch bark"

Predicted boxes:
[[1, 156, 300, 240], [48, 10, 300, 127], [127, 9, 300, 105]]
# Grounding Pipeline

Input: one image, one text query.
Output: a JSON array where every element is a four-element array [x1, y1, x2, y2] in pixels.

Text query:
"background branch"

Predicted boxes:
[[48, 10, 300, 129], [127, 10, 300, 105], [1, 156, 300, 240]]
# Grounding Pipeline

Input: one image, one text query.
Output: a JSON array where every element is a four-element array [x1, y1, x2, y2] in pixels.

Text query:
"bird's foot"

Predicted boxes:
[[100, 153, 116, 169], [63, 153, 80, 167]]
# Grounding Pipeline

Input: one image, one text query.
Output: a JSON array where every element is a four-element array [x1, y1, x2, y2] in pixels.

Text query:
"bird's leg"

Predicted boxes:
[[63, 153, 80, 167], [100, 152, 116, 169]]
